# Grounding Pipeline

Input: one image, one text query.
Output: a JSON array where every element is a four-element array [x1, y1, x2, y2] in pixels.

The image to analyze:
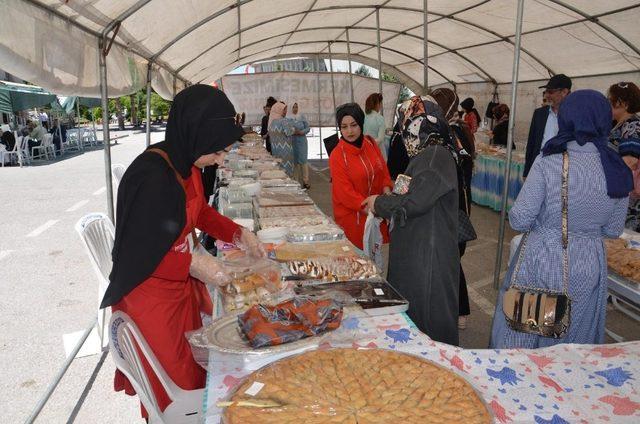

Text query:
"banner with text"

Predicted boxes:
[[221, 71, 402, 130]]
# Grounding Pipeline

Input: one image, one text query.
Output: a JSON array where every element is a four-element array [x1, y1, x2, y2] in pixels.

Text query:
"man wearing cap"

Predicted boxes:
[[523, 74, 572, 178]]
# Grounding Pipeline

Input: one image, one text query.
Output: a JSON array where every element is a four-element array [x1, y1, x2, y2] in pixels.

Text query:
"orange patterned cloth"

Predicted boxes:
[[238, 297, 343, 348]]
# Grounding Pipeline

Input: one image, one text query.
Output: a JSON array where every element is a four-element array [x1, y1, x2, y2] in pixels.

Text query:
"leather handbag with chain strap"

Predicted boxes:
[[502, 151, 571, 338]]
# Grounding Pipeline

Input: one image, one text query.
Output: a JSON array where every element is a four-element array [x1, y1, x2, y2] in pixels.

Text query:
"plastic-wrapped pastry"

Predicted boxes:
[[286, 224, 345, 242], [605, 238, 640, 284], [219, 257, 284, 313], [286, 257, 380, 281]]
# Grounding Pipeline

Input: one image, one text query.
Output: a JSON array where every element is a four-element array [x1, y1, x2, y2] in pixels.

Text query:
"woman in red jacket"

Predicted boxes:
[[101, 85, 263, 418], [329, 103, 393, 250]]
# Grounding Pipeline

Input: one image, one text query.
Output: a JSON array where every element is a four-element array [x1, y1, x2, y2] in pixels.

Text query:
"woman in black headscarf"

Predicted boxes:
[[431, 87, 475, 331], [101, 84, 262, 417], [329, 103, 393, 250], [362, 95, 460, 345]]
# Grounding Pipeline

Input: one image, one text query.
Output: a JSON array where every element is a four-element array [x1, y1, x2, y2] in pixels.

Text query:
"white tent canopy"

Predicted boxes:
[[2, 0, 639, 100]]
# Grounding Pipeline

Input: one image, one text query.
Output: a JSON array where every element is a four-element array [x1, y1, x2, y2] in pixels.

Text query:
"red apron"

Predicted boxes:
[[112, 168, 212, 417]]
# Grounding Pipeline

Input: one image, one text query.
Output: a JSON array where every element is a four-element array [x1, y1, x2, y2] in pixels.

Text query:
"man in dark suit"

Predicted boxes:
[[260, 96, 277, 154], [523, 74, 572, 178]]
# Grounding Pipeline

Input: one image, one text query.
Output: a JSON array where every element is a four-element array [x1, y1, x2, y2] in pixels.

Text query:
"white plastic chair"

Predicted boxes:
[[1, 135, 30, 167], [67, 129, 82, 150], [62, 128, 82, 153], [81, 128, 99, 148], [109, 311, 204, 424], [112, 163, 126, 188], [75, 213, 115, 347], [31, 133, 55, 160]]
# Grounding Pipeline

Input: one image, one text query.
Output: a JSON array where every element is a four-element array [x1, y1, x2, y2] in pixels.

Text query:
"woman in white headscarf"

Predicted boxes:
[[291, 102, 311, 188]]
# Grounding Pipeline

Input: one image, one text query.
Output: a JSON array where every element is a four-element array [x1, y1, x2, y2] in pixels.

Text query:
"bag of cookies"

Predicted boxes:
[[219, 257, 285, 314]]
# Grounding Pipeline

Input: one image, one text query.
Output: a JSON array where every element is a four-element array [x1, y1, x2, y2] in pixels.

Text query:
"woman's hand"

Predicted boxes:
[[234, 227, 266, 258], [382, 186, 392, 195], [361, 195, 379, 215], [623, 155, 638, 170], [189, 253, 231, 286]]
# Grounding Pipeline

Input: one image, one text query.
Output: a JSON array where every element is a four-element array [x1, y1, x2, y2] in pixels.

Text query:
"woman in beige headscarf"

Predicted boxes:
[[268, 101, 295, 176]]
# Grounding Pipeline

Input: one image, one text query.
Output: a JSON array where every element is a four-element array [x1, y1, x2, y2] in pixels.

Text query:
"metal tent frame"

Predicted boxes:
[[10, 0, 637, 288], [17, 1, 640, 420]]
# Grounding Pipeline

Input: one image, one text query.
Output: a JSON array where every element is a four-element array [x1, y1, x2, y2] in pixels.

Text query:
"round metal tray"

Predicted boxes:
[[190, 313, 325, 356]]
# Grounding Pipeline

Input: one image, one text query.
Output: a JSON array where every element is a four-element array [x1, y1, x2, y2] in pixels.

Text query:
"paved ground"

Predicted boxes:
[[1, 128, 637, 423]]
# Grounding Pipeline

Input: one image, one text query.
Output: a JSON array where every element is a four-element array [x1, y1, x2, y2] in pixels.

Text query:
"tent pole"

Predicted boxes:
[[173, 74, 177, 99], [327, 42, 338, 135], [493, 0, 525, 290], [375, 7, 383, 114], [98, 37, 115, 223], [423, 0, 429, 94], [57, 119, 63, 156], [76, 98, 81, 129], [346, 28, 355, 103], [92, 109, 97, 142], [145, 62, 152, 147], [490, 84, 499, 129], [315, 55, 323, 160]]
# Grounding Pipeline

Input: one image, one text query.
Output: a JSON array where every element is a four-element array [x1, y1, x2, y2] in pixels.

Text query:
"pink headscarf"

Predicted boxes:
[[268, 101, 286, 129]]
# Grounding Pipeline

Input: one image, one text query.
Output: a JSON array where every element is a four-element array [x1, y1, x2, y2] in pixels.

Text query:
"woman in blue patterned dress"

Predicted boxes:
[[490, 90, 632, 348], [291, 102, 311, 188], [268, 101, 295, 176]]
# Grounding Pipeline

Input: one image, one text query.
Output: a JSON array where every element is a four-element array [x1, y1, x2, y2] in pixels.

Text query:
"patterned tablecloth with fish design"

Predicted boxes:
[[203, 312, 640, 423]]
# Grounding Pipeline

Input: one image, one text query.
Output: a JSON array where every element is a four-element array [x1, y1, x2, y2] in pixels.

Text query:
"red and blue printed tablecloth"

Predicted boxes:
[[203, 312, 640, 423]]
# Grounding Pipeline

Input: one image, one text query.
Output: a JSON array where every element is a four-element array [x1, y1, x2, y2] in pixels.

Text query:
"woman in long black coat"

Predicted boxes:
[[363, 96, 460, 345]]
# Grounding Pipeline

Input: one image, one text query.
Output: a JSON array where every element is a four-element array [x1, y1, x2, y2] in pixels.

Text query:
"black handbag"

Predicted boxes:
[[502, 151, 571, 338], [458, 177, 477, 244], [458, 209, 477, 244]]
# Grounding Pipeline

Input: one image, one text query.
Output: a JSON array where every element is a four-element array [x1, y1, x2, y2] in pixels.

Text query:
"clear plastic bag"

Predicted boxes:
[[237, 297, 343, 348], [233, 169, 259, 179], [286, 224, 345, 243], [272, 240, 358, 261], [221, 202, 254, 219], [259, 215, 330, 230], [259, 178, 300, 189], [227, 177, 256, 188], [257, 190, 313, 207], [285, 256, 379, 281], [259, 169, 288, 180], [218, 257, 284, 314], [257, 204, 321, 219], [249, 161, 279, 172], [221, 187, 252, 204], [186, 305, 370, 372]]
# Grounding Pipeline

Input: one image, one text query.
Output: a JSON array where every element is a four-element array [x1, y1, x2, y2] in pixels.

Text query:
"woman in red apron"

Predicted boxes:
[[100, 85, 262, 417]]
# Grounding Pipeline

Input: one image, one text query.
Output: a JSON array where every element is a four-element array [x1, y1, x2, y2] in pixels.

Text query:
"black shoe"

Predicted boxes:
[[303, 183, 311, 190]]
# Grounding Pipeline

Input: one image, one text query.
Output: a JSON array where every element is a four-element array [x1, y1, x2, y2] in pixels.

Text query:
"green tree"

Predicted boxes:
[[150, 93, 171, 119], [382, 72, 411, 103], [354, 65, 372, 78]]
